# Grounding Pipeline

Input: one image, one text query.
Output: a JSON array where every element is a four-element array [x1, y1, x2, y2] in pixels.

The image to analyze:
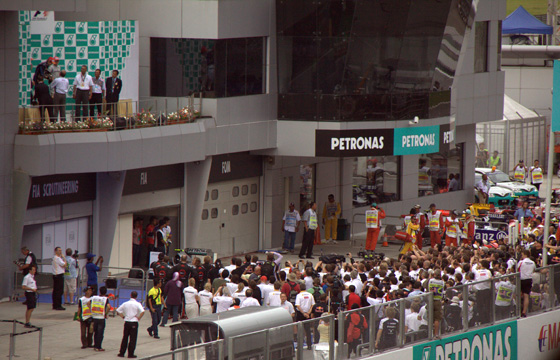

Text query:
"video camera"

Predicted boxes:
[[72, 249, 79, 259]]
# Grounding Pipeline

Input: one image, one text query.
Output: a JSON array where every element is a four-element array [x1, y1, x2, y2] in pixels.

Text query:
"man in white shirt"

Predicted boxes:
[[282, 202, 301, 252], [240, 289, 261, 308], [279, 293, 295, 319], [518, 250, 536, 317], [73, 65, 94, 120], [258, 277, 274, 305], [116, 291, 145, 358], [52, 246, 67, 310], [267, 282, 283, 306], [295, 284, 315, 350], [90, 69, 105, 117], [50, 70, 69, 122], [404, 301, 422, 333], [475, 174, 490, 204], [22, 265, 38, 328]]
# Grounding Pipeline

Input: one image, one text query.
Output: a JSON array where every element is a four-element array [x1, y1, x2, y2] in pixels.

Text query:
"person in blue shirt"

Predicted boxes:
[[85, 253, 103, 295], [513, 201, 534, 223]]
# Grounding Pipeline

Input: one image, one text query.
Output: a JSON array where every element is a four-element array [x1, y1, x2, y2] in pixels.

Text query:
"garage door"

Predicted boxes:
[[199, 177, 259, 257]]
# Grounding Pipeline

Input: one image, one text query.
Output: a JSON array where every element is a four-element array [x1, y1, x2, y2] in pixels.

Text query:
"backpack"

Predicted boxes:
[[380, 318, 398, 348], [260, 261, 274, 278], [312, 286, 323, 303], [288, 281, 299, 304], [195, 266, 206, 290], [332, 276, 342, 290], [346, 313, 366, 343]]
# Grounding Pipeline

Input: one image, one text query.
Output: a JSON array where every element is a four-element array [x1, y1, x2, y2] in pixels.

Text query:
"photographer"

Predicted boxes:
[[86, 253, 103, 295], [64, 248, 79, 305]]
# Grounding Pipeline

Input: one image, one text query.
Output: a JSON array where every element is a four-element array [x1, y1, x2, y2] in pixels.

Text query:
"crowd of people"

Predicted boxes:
[[31, 57, 123, 122]]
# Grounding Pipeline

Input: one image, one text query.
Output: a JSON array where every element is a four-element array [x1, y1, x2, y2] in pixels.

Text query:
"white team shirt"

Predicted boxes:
[[22, 273, 37, 292], [268, 290, 282, 306], [241, 297, 261, 308], [198, 290, 212, 306], [213, 295, 233, 313], [295, 291, 315, 313], [184, 286, 199, 304], [116, 298, 144, 322]]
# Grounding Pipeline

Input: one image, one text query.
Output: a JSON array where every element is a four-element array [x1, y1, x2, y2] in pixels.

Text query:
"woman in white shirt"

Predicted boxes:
[[183, 278, 199, 319], [198, 283, 213, 316], [213, 286, 233, 313], [233, 283, 247, 303]]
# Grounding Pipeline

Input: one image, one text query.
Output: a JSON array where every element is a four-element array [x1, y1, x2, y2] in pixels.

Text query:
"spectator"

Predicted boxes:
[[52, 246, 67, 310], [64, 248, 78, 305], [73, 65, 93, 120], [22, 265, 38, 328], [90, 69, 105, 117], [33, 75, 54, 121], [49, 70, 69, 122], [105, 69, 122, 118], [85, 253, 103, 295]]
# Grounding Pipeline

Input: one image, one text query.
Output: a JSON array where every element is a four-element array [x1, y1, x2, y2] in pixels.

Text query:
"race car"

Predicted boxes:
[[476, 168, 539, 199]]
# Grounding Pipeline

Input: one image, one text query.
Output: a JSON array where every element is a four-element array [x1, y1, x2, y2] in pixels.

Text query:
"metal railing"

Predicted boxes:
[[138, 339, 224, 360], [19, 95, 204, 134], [1, 320, 43, 360]]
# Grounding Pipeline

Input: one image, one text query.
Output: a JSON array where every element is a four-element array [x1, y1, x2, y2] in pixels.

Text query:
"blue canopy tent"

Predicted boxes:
[[503, 6, 552, 35]]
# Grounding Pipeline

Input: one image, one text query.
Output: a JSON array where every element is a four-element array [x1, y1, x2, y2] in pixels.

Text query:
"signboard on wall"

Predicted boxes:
[[122, 164, 184, 195], [412, 321, 517, 360], [516, 311, 560, 360], [315, 129, 394, 157], [315, 125, 455, 157], [27, 173, 96, 209], [209, 152, 262, 183]]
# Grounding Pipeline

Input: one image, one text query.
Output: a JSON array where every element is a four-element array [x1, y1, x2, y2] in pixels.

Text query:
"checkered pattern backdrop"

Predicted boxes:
[[19, 11, 136, 107], [171, 38, 213, 93]]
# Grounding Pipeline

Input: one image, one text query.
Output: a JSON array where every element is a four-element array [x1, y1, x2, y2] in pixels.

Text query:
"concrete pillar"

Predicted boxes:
[[93, 172, 125, 266], [1, 11, 20, 299], [186, 158, 212, 247]]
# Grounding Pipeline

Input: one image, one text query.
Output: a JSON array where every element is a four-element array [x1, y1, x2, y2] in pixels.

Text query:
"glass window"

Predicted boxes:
[[276, 0, 472, 121], [211, 189, 219, 200], [232, 205, 239, 215], [251, 184, 258, 194], [242, 185, 249, 196], [418, 144, 464, 197], [232, 186, 240, 197], [352, 156, 400, 208], [497, 21, 502, 71], [211, 208, 218, 219], [202, 209, 209, 220], [241, 203, 248, 214], [250, 202, 258, 212], [300, 164, 315, 212], [150, 37, 266, 98], [474, 22, 489, 73], [205, 191, 209, 201]]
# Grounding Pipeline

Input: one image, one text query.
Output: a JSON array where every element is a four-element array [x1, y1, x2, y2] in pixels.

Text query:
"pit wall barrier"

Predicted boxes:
[[361, 310, 560, 360]]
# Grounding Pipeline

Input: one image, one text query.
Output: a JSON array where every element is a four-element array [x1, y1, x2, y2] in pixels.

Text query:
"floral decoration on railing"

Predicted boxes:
[[19, 106, 200, 134]]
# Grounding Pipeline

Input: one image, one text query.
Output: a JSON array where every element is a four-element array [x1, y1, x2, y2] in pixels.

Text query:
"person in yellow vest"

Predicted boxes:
[[530, 159, 543, 192], [78, 286, 94, 349], [401, 216, 419, 254], [488, 150, 501, 170], [427, 203, 443, 249], [300, 202, 318, 259], [365, 203, 386, 251], [512, 160, 527, 183], [444, 210, 463, 247], [322, 194, 341, 244], [92, 286, 110, 352]]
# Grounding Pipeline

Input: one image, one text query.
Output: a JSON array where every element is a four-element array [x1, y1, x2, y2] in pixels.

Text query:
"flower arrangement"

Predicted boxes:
[[72, 120, 90, 130], [135, 108, 156, 126]]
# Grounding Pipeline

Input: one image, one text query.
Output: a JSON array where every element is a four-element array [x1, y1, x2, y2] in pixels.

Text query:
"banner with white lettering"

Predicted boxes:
[[315, 129, 394, 157], [393, 125, 440, 155], [123, 164, 184, 195], [412, 321, 517, 360], [28, 173, 96, 209]]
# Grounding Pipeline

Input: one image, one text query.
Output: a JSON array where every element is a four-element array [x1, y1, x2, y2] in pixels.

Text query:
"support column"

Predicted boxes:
[[186, 158, 212, 247], [92, 171, 125, 267]]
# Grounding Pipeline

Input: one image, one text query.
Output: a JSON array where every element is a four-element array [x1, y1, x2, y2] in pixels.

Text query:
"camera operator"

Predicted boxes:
[[64, 248, 79, 305]]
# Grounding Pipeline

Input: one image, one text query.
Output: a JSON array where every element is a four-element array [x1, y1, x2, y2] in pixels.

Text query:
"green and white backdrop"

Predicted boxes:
[[18, 11, 139, 108]]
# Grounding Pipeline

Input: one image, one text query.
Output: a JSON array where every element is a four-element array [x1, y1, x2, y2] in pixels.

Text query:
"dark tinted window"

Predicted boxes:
[[277, 0, 474, 121], [151, 37, 265, 98]]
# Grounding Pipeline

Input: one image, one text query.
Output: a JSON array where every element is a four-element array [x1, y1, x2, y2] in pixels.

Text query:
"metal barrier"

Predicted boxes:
[[19, 94, 203, 134], [0, 320, 43, 360], [138, 339, 224, 360]]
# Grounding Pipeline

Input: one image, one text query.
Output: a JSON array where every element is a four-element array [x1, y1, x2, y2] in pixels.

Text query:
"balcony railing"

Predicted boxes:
[[18, 95, 205, 134]]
